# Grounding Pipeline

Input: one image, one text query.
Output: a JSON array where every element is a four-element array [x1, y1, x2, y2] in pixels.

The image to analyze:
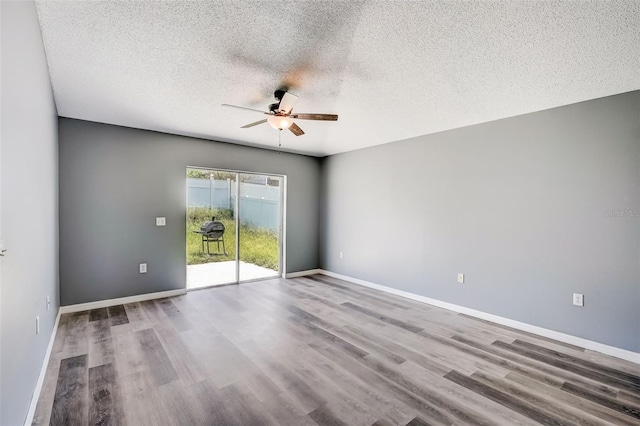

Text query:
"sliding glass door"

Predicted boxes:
[[238, 173, 282, 282], [186, 168, 283, 289]]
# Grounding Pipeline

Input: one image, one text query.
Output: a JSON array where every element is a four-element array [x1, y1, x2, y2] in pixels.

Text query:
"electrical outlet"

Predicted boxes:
[[458, 273, 464, 283], [156, 217, 166, 226], [573, 293, 584, 307], [139, 263, 147, 274], [339, 251, 343, 259], [36, 316, 40, 335]]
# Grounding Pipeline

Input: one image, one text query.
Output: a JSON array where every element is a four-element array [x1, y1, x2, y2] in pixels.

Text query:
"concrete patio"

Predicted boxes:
[[187, 260, 278, 289]]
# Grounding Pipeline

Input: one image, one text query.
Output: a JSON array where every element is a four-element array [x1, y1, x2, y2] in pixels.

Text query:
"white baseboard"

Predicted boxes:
[[59, 289, 187, 314], [319, 269, 640, 365], [24, 310, 61, 426], [284, 269, 321, 279]]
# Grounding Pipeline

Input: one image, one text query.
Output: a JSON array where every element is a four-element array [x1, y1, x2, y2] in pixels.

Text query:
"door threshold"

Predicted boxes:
[[186, 275, 281, 292]]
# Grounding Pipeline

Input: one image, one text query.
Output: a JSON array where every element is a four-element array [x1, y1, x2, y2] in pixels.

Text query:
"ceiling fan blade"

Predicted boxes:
[[278, 92, 298, 114], [241, 119, 268, 128], [221, 104, 268, 114], [290, 113, 338, 121], [289, 122, 305, 136]]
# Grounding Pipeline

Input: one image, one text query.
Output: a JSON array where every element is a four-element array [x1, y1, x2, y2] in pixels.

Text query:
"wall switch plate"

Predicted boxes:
[[458, 273, 464, 283], [573, 293, 584, 307], [156, 217, 166, 226], [139, 263, 147, 274], [339, 251, 343, 259], [36, 316, 40, 335]]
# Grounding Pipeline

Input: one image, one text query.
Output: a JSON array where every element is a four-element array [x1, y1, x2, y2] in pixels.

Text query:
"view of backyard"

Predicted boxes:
[[187, 207, 279, 271]]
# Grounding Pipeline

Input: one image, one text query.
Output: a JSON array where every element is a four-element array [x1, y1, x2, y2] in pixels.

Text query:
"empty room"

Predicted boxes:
[[1, 1, 639, 425]]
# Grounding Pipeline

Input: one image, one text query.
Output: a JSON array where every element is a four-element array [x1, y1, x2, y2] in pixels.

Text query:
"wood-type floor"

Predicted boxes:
[[33, 275, 640, 425]]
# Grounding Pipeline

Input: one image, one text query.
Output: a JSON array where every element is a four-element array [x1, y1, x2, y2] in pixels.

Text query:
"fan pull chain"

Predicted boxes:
[[278, 129, 282, 150]]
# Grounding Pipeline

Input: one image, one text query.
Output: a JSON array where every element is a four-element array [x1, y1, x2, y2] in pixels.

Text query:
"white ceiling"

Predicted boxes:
[[35, 1, 640, 157]]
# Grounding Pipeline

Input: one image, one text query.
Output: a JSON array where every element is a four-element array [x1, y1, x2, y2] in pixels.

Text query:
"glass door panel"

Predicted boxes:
[[186, 169, 237, 288], [238, 173, 282, 281]]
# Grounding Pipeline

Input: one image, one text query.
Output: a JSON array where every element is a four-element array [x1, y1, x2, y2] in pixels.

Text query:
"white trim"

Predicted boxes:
[[281, 175, 287, 279], [319, 270, 640, 364], [24, 310, 61, 426], [59, 289, 187, 314], [284, 269, 321, 279]]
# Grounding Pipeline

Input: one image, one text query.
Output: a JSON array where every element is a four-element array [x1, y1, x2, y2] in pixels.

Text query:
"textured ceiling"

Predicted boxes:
[[35, 1, 640, 156]]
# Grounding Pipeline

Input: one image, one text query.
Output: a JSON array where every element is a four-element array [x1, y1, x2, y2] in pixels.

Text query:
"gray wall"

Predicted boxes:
[[321, 91, 640, 353], [1, 1, 60, 424], [59, 118, 321, 305]]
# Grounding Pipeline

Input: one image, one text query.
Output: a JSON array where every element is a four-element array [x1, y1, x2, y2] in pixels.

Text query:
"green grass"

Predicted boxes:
[[186, 207, 279, 270]]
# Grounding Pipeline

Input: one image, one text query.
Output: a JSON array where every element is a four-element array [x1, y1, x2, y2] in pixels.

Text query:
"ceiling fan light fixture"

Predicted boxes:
[[267, 115, 293, 130]]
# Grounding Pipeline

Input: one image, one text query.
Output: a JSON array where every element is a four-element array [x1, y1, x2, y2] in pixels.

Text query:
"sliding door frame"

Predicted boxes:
[[186, 166, 286, 287]]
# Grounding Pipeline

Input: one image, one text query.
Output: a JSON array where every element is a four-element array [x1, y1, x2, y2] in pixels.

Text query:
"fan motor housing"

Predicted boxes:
[[274, 88, 287, 101]]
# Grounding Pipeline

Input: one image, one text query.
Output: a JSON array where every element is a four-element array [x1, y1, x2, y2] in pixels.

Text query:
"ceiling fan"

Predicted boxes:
[[221, 89, 338, 136]]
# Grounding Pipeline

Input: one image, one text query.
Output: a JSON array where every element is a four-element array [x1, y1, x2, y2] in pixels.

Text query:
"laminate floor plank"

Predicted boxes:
[[156, 380, 218, 426], [299, 342, 415, 425], [50, 354, 89, 426], [620, 390, 640, 406], [404, 417, 434, 426], [34, 276, 640, 426], [107, 304, 130, 326], [168, 295, 214, 331], [109, 325, 160, 426], [237, 339, 328, 413], [308, 315, 408, 365], [453, 335, 623, 398], [60, 312, 89, 358], [584, 350, 640, 376], [458, 313, 588, 353], [291, 295, 365, 328], [371, 420, 395, 426], [30, 355, 60, 425], [117, 371, 165, 426], [398, 360, 536, 426], [494, 340, 640, 394], [471, 370, 610, 425], [511, 339, 640, 386], [153, 324, 208, 384], [444, 370, 575, 426], [354, 321, 478, 376], [304, 275, 442, 317], [309, 340, 457, 425], [562, 382, 640, 420], [308, 404, 350, 426], [261, 391, 319, 426], [359, 353, 497, 426], [505, 371, 640, 426], [88, 362, 125, 426], [189, 379, 239, 426], [88, 318, 115, 368], [139, 299, 166, 324], [89, 307, 109, 322], [156, 298, 192, 332], [215, 292, 248, 313], [224, 380, 282, 426], [177, 327, 246, 388], [297, 277, 412, 316], [282, 348, 381, 426], [122, 302, 152, 332], [135, 328, 179, 387], [301, 275, 402, 308]]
